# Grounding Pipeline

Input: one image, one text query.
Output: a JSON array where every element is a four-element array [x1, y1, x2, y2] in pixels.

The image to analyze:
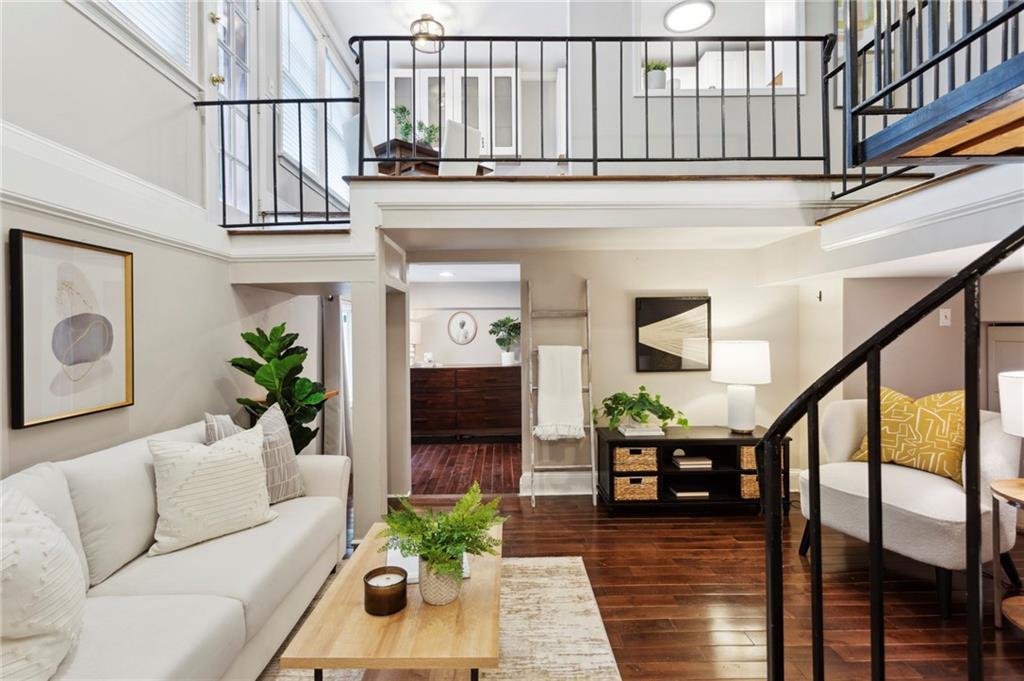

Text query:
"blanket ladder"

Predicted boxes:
[[525, 279, 597, 508]]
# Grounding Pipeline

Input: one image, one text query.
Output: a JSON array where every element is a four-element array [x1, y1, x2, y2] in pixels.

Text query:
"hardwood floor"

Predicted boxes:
[[409, 494, 1024, 680], [411, 442, 521, 495]]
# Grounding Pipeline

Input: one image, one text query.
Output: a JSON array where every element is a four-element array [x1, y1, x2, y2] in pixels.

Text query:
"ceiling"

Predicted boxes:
[[838, 242, 1024, 279], [407, 262, 521, 281], [388, 225, 813, 253]]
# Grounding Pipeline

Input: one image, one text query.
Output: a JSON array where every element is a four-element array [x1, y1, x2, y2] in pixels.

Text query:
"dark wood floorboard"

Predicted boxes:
[[408, 494, 1024, 680], [411, 442, 521, 495]]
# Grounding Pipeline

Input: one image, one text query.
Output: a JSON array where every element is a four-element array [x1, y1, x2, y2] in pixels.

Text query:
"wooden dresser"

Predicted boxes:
[[596, 426, 791, 513], [411, 366, 522, 440]]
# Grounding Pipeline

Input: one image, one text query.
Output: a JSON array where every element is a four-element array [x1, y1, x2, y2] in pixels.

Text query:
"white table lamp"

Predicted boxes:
[[998, 370, 1024, 437], [711, 340, 772, 434], [409, 322, 422, 365]]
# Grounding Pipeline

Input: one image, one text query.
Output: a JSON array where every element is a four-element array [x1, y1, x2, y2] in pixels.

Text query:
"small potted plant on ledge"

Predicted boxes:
[[594, 385, 689, 437], [644, 59, 668, 91], [380, 482, 505, 605], [488, 316, 521, 366]]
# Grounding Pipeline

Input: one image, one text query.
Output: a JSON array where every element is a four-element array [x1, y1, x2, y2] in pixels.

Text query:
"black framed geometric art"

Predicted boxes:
[[635, 296, 711, 372]]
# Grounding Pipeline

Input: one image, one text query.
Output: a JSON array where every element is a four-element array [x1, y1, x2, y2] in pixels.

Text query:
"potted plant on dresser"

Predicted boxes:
[[488, 316, 521, 366], [380, 483, 504, 605]]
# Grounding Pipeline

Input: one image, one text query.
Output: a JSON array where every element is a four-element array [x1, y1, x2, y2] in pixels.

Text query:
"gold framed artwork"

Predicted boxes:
[[9, 230, 134, 428]]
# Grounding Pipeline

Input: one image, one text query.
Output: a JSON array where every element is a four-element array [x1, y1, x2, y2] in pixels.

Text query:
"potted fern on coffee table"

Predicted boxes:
[[380, 482, 505, 605]]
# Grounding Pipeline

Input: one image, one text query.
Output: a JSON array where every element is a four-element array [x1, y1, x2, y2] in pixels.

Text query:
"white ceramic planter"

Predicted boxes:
[[646, 70, 667, 90], [419, 559, 461, 605], [500, 351, 516, 366]]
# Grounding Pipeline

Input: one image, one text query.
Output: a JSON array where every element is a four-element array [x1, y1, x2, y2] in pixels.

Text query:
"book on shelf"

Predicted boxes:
[[672, 456, 713, 469], [669, 488, 711, 499]]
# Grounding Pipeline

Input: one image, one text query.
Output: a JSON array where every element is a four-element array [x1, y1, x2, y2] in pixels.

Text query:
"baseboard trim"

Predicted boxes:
[[519, 471, 592, 497]]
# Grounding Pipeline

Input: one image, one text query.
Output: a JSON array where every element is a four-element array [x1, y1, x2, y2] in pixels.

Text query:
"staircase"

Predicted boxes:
[[758, 223, 1024, 681]]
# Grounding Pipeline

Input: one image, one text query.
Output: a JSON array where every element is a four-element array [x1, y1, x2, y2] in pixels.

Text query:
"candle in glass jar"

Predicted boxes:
[[364, 566, 408, 616]]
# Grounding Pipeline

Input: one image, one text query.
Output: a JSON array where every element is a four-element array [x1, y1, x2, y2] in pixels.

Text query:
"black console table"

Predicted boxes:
[[596, 426, 790, 513]]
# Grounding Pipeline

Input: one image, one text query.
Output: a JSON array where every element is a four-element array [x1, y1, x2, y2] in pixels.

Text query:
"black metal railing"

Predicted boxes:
[[842, 0, 1024, 167], [758, 223, 1024, 681], [349, 35, 837, 176], [195, 96, 359, 228]]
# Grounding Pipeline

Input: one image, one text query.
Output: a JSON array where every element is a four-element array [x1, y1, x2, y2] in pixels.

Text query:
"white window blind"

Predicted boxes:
[[326, 59, 352, 199], [281, 0, 318, 174], [109, 0, 191, 68]]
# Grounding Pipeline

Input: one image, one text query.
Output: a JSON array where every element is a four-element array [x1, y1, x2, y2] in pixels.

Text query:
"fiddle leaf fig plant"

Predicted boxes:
[[229, 323, 328, 453], [379, 482, 505, 583], [488, 316, 521, 351], [593, 385, 689, 430]]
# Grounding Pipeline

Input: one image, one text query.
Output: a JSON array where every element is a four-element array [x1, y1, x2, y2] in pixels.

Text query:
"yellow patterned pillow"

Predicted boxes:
[[850, 387, 965, 484]]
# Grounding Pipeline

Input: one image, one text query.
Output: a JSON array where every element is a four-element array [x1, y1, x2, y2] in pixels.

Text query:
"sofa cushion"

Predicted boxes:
[[1, 490, 86, 681], [799, 461, 1015, 570], [1, 463, 89, 587], [58, 422, 205, 586], [52, 595, 244, 681], [148, 426, 276, 556], [89, 496, 344, 639]]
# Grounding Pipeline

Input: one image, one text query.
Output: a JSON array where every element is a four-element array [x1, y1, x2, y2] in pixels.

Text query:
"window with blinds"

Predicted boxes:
[[109, 0, 191, 68], [280, 0, 318, 175], [326, 59, 353, 201]]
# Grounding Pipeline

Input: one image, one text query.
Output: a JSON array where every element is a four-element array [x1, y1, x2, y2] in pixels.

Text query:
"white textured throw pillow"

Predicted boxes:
[[203, 403, 306, 504], [147, 426, 277, 556], [1, 489, 86, 681]]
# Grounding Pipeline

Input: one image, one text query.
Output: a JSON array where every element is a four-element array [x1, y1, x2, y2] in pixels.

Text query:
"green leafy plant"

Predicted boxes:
[[593, 385, 689, 430], [488, 316, 521, 352], [379, 482, 505, 582], [229, 323, 328, 453], [391, 105, 440, 148], [644, 60, 669, 73]]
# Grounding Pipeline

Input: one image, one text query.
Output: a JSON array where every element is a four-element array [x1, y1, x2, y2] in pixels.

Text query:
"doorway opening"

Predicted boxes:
[[408, 263, 522, 496]]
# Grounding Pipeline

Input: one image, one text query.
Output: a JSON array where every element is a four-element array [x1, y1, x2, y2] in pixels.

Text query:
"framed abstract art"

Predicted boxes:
[[9, 230, 134, 428], [635, 296, 711, 372]]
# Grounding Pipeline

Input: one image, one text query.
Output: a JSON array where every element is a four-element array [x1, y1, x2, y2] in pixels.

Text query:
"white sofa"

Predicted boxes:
[[798, 400, 1022, 607], [2, 421, 351, 681]]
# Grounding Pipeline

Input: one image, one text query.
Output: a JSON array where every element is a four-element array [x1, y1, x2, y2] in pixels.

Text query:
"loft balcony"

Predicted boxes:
[[843, 0, 1024, 165], [196, 19, 968, 230]]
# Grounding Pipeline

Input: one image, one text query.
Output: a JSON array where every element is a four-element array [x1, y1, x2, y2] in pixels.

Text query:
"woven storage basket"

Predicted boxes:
[[613, 447, 658, 472], [740, 446, 757, 470], [740, 474, 760, 499], [614, 476, 658, 501]]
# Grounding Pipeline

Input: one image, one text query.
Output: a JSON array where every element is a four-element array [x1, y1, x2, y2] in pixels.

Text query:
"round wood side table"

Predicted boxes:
[[992, 479, 1024, 630]]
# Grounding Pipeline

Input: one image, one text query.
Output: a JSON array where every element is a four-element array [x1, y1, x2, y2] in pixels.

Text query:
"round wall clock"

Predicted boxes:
[[447, 311, 477, 345]]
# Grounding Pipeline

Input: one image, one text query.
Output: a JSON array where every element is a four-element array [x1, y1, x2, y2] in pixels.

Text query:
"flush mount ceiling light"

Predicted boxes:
[[664, 0, 715, 33], [411, 13, 444, 54], [439, 271, 455, 278]]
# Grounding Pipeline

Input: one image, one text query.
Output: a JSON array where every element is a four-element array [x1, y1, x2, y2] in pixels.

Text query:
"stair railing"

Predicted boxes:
[[759, 223, 1024, 681]]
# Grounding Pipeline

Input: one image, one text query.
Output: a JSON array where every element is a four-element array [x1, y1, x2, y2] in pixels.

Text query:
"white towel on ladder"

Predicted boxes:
[[532, 345, 585, 441]]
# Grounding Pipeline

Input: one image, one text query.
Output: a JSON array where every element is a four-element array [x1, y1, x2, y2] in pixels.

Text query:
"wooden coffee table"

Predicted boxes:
[[992, 479, 1024, 630], [281, 522, 502, 680]]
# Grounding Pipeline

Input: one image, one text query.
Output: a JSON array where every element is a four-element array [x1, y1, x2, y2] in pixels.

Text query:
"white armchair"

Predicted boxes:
[[798, 399, 1022, 615]]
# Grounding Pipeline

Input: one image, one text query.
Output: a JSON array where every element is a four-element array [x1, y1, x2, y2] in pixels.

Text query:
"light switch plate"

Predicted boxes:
[[939, 308, 952, 327]]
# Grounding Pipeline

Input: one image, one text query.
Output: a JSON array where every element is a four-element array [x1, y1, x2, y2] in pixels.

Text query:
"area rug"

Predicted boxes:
[[259, 556, 621, 681]]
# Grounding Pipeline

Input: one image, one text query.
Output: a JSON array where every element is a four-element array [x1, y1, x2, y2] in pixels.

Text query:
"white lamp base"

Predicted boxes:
[[726, 384, 757, 434]]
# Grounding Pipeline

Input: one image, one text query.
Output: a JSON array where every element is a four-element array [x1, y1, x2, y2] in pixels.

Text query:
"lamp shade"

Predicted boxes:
[[409, 321, 422, 345], [999, 370, 1024, 437], [710, 341, 771, 385]]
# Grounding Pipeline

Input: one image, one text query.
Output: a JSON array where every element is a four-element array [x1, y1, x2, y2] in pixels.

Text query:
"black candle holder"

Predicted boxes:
[[363, 566, 408, 616]]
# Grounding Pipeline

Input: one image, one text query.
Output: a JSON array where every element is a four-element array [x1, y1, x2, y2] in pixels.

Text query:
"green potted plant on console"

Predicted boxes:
[[380, 482, 505, 605], [644, 59, 668, 90], [594, 385, 689, 436]]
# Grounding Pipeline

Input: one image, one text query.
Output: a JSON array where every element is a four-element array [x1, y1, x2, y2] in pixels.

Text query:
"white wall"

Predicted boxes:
[[412, 248, 801, 474], [0, 203, 323, 476], [409, 281, 521, 366]]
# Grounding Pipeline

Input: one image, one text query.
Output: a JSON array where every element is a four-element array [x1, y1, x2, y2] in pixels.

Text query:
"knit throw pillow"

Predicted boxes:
[[204, 403, 305, 504], [851, 387, 966, 483], [148, 426, 277, 556], [1, 489, 86, 681]]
